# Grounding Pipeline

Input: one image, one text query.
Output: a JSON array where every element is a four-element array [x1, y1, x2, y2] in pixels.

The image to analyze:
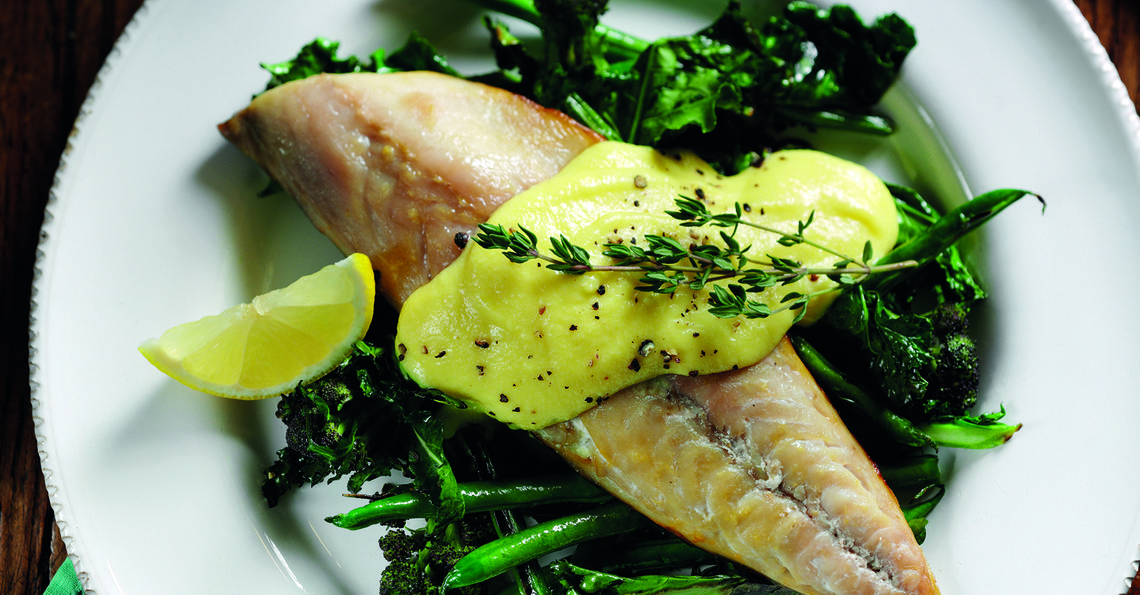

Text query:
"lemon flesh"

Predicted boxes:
[[140, 253, 376, 399]]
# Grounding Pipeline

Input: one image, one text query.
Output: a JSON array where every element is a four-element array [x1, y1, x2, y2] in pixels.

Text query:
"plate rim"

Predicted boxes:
[[29, 0, 158, 589], [1049, 0, 1140, 165], [1045, 3, 1140, 590], [27, 1, 1140, 593]]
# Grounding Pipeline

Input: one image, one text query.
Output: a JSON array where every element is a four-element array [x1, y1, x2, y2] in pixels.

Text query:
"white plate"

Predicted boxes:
[[31, 0, 1140, 593]]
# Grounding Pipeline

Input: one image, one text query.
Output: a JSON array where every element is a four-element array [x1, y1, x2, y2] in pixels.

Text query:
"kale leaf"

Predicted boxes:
[[259, 1, 915, 173], [260, 35, 459, 93], [480, 0, 915, 172]]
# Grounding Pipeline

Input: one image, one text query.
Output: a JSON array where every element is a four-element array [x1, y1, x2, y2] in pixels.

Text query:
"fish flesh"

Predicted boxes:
[[220, 71, 939, 595], [538, 339, 937, 594], [219, 71, 602, 306]]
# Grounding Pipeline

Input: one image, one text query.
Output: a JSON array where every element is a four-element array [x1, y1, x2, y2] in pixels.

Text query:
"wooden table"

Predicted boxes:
[[1, 1, 1136, 593]]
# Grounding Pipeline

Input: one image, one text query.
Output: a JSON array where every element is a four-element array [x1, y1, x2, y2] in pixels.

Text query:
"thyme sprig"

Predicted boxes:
[[472, 197, 916, 321]]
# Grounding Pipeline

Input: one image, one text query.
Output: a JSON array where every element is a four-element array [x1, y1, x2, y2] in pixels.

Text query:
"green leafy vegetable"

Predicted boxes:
[[801, 188, 1043, 419], [477, 0, 916, 172], [260, 0, 915, 173], [260, 34, 459, 93], [262, 340, 459, 509], [260, 38, 380, 90], [378, 519, 493, 595]]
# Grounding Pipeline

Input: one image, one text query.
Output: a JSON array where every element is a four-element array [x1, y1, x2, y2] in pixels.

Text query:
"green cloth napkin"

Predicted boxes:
[[44, 559, 82, 595]]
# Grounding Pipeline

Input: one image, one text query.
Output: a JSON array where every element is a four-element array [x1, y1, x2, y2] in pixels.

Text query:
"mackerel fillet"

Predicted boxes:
[[220, 71, 939, 595]]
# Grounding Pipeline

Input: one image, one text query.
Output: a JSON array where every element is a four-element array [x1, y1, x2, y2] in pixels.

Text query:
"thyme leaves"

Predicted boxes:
[[472, 197, 916, 322]]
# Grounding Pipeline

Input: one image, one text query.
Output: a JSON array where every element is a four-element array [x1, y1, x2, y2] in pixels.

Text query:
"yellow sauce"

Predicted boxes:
[[396, 142, 897, 428]]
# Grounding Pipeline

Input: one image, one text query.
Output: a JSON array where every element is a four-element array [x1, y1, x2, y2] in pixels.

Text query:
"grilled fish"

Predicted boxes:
[[219, 71, 939, 595], [219, 71, 602, 306], [538, 339, 937, 594]]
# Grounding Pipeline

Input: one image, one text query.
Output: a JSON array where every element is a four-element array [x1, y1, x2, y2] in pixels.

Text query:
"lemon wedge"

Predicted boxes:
[[139, 253, 376, 399]]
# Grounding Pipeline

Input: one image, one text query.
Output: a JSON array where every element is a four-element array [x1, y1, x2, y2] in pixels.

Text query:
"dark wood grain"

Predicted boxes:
[[0, 1, 1135, 594], [1, 1, 145, 593], [1078, 0, 1140, 112]]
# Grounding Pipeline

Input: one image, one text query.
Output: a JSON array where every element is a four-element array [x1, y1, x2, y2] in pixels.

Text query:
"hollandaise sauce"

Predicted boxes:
[[396, 142, 897, 428]]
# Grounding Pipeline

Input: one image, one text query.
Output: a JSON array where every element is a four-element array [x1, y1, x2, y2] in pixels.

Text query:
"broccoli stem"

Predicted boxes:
[[791, 334, 1018, 449], [790, 335, 934, 448], [917, 417, 1022, 449], [464, 0, 650, 57], [467, 0, 543, 24], [491, 503, 558, 595], [327, 474, 611, 529], [877, 454, 941, 491], [562, 92, 622, 140]]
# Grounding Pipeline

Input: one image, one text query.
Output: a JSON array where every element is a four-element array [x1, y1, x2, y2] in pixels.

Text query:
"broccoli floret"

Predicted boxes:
[[378, 519, 493, 595], [262, 340, 440, 507], [929, 332, 978, 403], [282, 379, 351, 455], [378, 528, 437, 595], [923, 302, 980, 418], [262, 368, 379, 506]]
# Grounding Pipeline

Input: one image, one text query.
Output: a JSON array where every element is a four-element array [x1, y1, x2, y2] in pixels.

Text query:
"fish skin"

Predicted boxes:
[[218, 71, 602, 306], [536, 339, 938, 595], [219, 71, 939, 595]]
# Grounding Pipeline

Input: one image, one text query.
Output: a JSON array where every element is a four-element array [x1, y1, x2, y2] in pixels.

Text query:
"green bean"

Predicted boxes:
[[777, 107, 895, 136], [789, 334, 933, 448], [568, 533, 709, 574], [880, 188, 1041, 265], [563, 93, 622, 141], [547, 561, 786, 595], [596, 538, 717, 575], [871, 188, 1042, 289], [455, 428, 562, 595], [877, 454, 941, 491], [326, 474, 611, 529], [489, 502, 556, 595], [442, 502, 654, 589]]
